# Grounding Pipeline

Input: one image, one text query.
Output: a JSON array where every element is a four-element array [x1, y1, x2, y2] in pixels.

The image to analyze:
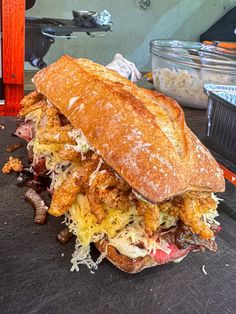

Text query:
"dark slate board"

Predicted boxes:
[[0, 117, 236, 314]]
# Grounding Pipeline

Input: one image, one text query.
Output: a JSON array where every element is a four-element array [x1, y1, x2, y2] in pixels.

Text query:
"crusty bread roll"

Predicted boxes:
[[33, 55, 225, 203]]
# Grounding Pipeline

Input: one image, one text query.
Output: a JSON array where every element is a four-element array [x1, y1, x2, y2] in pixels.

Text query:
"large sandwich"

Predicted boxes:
[[16, 55, 225, 273]]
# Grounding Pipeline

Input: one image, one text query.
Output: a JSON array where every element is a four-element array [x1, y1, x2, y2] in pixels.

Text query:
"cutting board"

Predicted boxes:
[[0, 117, 236, 314]]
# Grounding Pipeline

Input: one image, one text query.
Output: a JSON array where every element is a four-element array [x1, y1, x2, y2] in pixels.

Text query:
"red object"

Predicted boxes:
[[0, 0, 25, 116], [218, 162, 236, 186], [216, 226, 222, 233], [151, 244, 191, 264]]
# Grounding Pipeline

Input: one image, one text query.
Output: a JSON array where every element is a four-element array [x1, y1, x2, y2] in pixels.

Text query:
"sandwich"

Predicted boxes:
[[15, 55, 225, 273]]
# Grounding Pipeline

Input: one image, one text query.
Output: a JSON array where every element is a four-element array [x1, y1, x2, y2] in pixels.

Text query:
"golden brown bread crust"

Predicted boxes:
[[95, 240, 157, 274], [33, 55, 225, 203]]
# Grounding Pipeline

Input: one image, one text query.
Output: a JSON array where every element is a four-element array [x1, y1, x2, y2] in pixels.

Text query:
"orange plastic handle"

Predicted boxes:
[[203, 41, 236, 50], [218, 162, 236, 186]]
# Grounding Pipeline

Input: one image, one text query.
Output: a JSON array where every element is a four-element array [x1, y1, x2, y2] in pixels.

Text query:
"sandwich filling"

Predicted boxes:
[[16, 91, 221, 271]]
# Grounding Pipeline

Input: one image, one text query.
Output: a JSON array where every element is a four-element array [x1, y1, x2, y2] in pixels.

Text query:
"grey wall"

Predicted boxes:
[[26, 0, 236, 70]]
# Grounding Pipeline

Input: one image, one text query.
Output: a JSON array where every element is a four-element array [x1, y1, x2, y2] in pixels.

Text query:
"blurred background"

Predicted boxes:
[[25, 0, 236, 70]]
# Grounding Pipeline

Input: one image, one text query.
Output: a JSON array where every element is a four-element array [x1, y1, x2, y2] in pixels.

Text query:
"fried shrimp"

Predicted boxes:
[[20, 91, 46, 112], [95, 170, 131, 209], [43, 107, 61, 128], [160, 192, 217, 240], [38, 124, 76, 144], [98, 186, 131, 211], [87, 168, 133, 222], [179, 196, 213, 240], [57, 146, 82, 162], [86, 189, 107, 223], [49, 156, 99, 216], [30, 103, 76, 145], [87, 171, 111, 223], [180, 192, 217, 239], [80, 154, 100, 187], [136, 200, 160, 236], [49, 167, 83, 216], [20, 99, 47, 117]]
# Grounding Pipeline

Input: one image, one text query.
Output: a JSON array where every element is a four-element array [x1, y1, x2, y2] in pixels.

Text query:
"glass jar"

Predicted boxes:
[[150, 40, 236, 109]]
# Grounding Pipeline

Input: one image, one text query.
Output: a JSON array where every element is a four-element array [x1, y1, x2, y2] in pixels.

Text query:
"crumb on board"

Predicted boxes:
[[6, 143, 23, 153], [0, 124, 5, 130], [202, 265, 207, 275], [57, 227, 73, 244], [17, 174, 24, 182], [2, 156, 24, 174], [61, 253, 65, 258], [225, 264, 229, 267]]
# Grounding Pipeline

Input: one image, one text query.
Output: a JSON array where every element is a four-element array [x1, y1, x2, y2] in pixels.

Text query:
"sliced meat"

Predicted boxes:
[[14, 120, 34, 142], [136, 200, 160, 236], [184, 235, 217, 252], [145, 220, 220, 264], [28, 145, 34, 162], [32, 156, 46, 178], [211, 223, 222, 235], [16, 116, 25, 126], [173, 223, 219, 252], [151, 244, 193, 265], [47, 187, 54, 197]]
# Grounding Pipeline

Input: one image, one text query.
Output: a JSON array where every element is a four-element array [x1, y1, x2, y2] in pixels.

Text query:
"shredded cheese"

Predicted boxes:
[[65, 194, 137, 271], [67, 194, 137, 246], [202, 209, 220, 226], [114, 223, 171, 255], [202, 265, 208, 275], [50, 163, 72, 189], [132, 190, 149, 203], [211, 193, 223, 204], [32, 138, 74, 189], [70, 239, 104, 272], [88, 158, 103, 186], [68, 129, 91, 158], [160, 211, 177, 229], [64, 192, 208, 269], [25, 108, 42, 125]]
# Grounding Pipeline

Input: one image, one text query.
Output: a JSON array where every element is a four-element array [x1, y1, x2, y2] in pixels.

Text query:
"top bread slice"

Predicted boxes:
[[32, 55, 225, 203]]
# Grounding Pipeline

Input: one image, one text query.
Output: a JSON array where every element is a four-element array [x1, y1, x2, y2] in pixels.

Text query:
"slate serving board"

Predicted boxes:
[[0, 116, 236, 314]]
